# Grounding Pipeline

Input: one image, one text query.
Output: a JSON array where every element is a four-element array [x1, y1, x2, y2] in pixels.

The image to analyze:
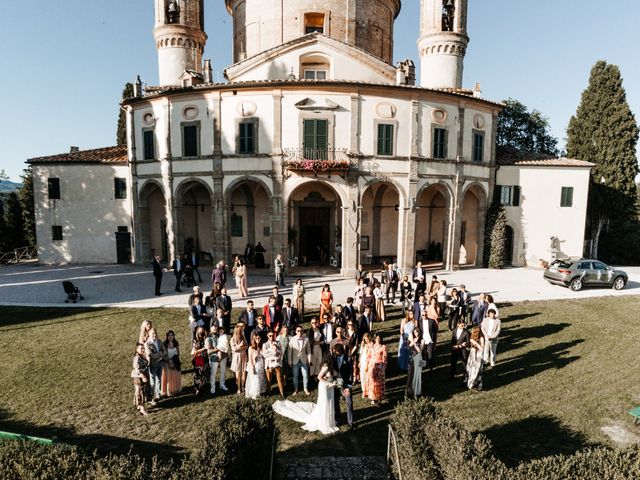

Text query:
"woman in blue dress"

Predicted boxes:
[[397, 310, 416, 371]]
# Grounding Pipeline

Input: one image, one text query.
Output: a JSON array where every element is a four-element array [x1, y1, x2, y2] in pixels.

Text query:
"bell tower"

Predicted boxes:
[[153, 0, 208, 86], [418, 0, 469, 89]]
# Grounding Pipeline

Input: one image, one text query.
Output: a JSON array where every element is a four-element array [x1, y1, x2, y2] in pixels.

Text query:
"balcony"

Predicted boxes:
[[282, 148, 352, 173]]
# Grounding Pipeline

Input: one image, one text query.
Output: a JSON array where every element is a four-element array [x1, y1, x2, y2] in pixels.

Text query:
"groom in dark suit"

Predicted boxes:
[[331, 344, 355, 430]]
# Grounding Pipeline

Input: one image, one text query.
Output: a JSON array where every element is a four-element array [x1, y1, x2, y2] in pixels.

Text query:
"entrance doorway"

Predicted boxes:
[[299, 207, 330, 263], [115, 228, 132, 264], [505, 225, 514, 266]]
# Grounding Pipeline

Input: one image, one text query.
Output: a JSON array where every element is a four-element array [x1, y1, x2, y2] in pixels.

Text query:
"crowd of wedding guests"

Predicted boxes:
[[132, 257, 501, 416]]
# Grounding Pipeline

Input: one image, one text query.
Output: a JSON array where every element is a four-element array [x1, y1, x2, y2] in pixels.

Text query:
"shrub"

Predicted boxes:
[[0, 441, 92, 480]]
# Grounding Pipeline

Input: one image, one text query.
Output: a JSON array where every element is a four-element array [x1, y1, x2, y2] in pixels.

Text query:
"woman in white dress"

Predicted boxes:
[[272, 351, 338, 435], [245, 335, 267, 399], [466, 326, 485, 391]]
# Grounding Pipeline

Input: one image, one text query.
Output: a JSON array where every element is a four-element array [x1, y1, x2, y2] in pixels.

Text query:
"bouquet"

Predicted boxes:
[[330, 378, 344, 389]]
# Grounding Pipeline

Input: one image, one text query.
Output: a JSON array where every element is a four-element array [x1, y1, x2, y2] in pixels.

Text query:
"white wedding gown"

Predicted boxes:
[[273, 376, 338, 435]]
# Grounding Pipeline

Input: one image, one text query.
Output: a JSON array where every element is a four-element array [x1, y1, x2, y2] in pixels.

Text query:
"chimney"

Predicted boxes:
[[133, 75, 143, 97], [395, 60, 416, 86], [203, 60, 213, 83], [70, 146, 79, 153]]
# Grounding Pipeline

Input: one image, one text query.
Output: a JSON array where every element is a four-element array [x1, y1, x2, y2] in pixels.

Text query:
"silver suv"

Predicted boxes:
[[543, 258, 628, 291]]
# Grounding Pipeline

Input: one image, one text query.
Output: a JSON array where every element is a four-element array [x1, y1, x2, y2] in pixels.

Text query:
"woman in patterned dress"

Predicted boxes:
[[365, 333, 388, 405], [293, 278, 306, 321], [191, 327, 209, 395], [319, 284, 333, 321], [161, 330, 182, 396]]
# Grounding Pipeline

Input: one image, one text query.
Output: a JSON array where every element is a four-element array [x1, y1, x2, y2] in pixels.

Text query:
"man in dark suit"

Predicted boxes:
[[171, 256, 184, 292], [450, 320, 470, 380], [271, 286, 284, 309], [357, 305, 373, 338], [187, 285, 203, 306], [244, 243, 254, 264], [281, 298, 300, 331], [471, 293, 488, 326], [417, 310, 438, 370], [239, 300, 258, 343], [343, 297, 357, 323], [413, 277, 427, 300], [215, 287, 232, 334], [188, 250, 202, 283], [412, 261, 426, 284], [413, 293, 429, 322], [263, 296, 283, 333], [211, 261, 226, 288], [383, 263, 399, 303], [152, 255, 163, 296], [331, 343, 354, 429], [253, 315, 268, 343]]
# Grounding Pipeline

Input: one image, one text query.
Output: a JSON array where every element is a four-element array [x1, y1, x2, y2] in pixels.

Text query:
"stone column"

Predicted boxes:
[[341, 179, 360, 277], [211, 158, 227, 264], [446, 170, 464, 270], [270, 90, 286, 268], [126, 106, 142, 264], [163, 98, 177, 263], [399, 175, 418, 275]]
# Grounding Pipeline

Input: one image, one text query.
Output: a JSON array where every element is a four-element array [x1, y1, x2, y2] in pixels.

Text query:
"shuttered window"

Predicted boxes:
[[377, 123, 394, 156]]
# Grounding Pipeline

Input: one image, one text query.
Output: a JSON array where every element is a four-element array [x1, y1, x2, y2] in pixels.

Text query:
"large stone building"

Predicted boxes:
[[29, 0, 593, 274]]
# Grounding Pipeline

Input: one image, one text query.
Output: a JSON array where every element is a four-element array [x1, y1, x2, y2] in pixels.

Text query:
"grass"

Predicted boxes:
[[1, 296, 639, 469]]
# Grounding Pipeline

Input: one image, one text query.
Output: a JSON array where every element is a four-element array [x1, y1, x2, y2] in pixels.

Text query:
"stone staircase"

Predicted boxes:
[[280, 456, 389, 480]]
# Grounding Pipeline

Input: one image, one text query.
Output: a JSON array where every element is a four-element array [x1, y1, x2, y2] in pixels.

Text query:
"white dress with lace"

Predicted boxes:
[[272, 368, 338, 435]]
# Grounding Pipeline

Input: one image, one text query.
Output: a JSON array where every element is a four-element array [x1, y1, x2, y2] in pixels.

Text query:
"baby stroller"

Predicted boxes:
[[181, 265, 196, 288], [63, 281, 84, 303]]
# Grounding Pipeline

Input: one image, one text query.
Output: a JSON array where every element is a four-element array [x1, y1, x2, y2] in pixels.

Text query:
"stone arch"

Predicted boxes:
[[138, 180, 168, 263], [413, 182, 452, 266], [283, 177, 349, 209], [174, 178, 215, 261], [224, 175, 273, 203], [459, 183, 487, 266], [361, 180, 401, 265]]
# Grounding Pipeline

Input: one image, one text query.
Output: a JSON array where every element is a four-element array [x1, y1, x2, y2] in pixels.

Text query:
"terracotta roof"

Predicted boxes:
[[496, 146, 594, 168], [28, 145, 127, 165]]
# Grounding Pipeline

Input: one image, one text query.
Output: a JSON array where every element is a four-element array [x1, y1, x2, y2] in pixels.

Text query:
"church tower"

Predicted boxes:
[[153, 0, 208, 86], [418, 0, 469, 89]]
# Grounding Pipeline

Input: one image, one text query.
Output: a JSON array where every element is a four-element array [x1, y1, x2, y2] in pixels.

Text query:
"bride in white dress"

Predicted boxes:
[[272, 353, 338, 435]]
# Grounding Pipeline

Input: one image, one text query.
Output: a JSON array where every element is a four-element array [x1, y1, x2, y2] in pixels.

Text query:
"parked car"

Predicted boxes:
[[543, 258, 627, 291]]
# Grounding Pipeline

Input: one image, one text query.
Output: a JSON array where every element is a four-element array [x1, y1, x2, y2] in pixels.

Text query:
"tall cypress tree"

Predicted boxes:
[[566, 61, 639, 258], [3, 192, 25, 250], [19, 167, 36, 247], [0, 196, 6, 252], [116, 82, 134, 146]]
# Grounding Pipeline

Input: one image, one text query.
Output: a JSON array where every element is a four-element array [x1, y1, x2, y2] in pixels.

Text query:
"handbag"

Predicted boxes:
[[172, 355, 182, 371], [193, 354, 205, 368]]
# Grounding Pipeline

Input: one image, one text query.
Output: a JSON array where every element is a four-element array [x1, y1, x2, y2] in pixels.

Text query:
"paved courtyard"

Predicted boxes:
[[0, 261, 638, 310]]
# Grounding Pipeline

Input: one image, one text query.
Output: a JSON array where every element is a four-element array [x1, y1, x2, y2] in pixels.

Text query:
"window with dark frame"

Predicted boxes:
[[143, 130, 155, 160], [560, 186, 573, 207], [433, 127, 447, 159], [182, 124, 199, 157], [377, 123, 394, 156], [472, 131, 484, 162], [52, 225, 63, 241], [114, 178, 127, 199], [238, 121, 255, 154], [48, 178, 60, 199], [497, 185, 521, 207], [303, 119, 328, 158]]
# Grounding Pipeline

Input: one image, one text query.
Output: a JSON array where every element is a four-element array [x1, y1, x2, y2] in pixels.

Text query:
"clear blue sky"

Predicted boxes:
[[1, 0, 638, 181]]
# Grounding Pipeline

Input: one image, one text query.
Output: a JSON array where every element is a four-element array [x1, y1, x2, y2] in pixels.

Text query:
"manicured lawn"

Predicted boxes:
[[0, 296, 638, 468]]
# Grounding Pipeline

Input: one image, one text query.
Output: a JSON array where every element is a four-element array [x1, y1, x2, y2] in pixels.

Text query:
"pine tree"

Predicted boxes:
[[497, 99, 559, 155], [116, 82, 134, 146], [19, 167, 36, 247], [3, 192, 25, 250], [0, 196, 6, 252], [566, 61, 639, 258], [483, 202, 507, 268]]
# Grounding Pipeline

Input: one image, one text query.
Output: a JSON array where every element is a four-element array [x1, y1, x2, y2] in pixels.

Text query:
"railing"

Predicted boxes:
[[387, 424, 403, 480], [0, 246, 37, 265], [283, 147, 352, 172]]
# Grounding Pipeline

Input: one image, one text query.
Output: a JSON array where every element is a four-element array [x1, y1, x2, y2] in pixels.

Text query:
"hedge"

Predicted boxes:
[[391, 398, 640, 480], [0, 397, 275, 480]]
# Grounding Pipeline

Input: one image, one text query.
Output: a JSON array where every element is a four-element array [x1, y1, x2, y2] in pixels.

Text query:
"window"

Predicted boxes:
[[52, 225, 63, 241], [143, 130, 155, 160], [303, 119, 328, 158], [48, 178, 60, 199], [433, 128, 447, 159], [114, 178, 127, 199], [230, 213, 243, 237], [303, 69, 327, 80], [377, 123, 394, 156], [561, 186, 573, 207], [460, 221, 467, 244], [472, 131, 484, 162], [238, 121, 255, 154], [496, 185, 520, 207], [578, 262, 592, 270], [304, 12, 324, 34], [593, 261, 608, 270], [182, 123, 199, 157]]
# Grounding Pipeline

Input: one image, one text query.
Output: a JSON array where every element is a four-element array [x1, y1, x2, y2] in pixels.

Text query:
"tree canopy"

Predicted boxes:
[[116, 82, 134, 146], [496, 99, 559, 155]]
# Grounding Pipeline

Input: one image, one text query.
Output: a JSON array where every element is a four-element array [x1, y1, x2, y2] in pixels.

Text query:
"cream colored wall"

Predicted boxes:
[[229, 184, 272, 257], [33, 164, 132, 264], [497, 166, 591, 267]]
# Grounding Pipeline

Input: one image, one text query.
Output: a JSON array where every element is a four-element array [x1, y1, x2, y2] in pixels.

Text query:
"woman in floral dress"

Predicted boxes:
[[365, 333, 388, 405]]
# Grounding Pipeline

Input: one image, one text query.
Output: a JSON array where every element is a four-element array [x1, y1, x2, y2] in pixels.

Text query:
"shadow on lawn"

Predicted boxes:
[[499, 322, 571, 354], [482, 415, 594, 467], [0, 307, 111, 331], [0, 408, 184, 460]]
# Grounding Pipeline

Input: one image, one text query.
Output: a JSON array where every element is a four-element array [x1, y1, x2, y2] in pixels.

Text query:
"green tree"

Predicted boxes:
[[483, 202, 508, 268], [566, 61, 639, 258], [0, 169, 9, 182], [3, 192, 25, 250], [116, 82, 134, 146], [19, 167, 36, 247], [0, 196, 6, 252], [497, 99, 559, 155]]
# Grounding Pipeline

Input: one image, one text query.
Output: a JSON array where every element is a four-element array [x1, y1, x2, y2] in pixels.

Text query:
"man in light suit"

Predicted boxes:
[[288, 325, 311, 395], [412, 261, 426, 284], [481, 308, 501, 367], [274, 253, 286, 287]]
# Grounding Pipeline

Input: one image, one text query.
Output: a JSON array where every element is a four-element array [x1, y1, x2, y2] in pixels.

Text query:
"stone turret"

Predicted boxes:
[[153, 0, 208, 86], [418, 0, 469, 89], [225, 0, 401, 65]]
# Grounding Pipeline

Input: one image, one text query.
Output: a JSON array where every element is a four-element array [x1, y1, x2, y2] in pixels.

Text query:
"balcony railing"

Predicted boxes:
[[282, 148, 352, 172]]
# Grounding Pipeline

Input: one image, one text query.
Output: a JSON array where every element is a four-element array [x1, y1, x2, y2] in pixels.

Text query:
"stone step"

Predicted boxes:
[[280, 456, 389, 480]]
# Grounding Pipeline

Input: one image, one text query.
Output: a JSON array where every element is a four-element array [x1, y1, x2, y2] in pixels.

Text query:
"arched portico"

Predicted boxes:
[[458, 183, 488, 266], [413, 183, 452, 267], [175, 179, 214, 262], [361, 181, 401, 266], [137, 180, 167, 263]]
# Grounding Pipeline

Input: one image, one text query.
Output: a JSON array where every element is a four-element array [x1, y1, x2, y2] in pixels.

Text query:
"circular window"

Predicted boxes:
[[432, 109, 447, 124], [473, 114, 485, 129], [142, 112, 154, 126]]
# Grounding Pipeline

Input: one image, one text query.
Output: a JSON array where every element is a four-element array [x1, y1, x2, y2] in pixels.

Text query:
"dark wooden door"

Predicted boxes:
[[504, 226, 514, 266], [299, 207, 330, 262], [115, 231, 132, 264]]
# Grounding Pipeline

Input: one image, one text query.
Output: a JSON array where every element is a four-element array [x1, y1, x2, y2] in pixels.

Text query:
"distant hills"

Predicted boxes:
[[0, 180, 22, 193]]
